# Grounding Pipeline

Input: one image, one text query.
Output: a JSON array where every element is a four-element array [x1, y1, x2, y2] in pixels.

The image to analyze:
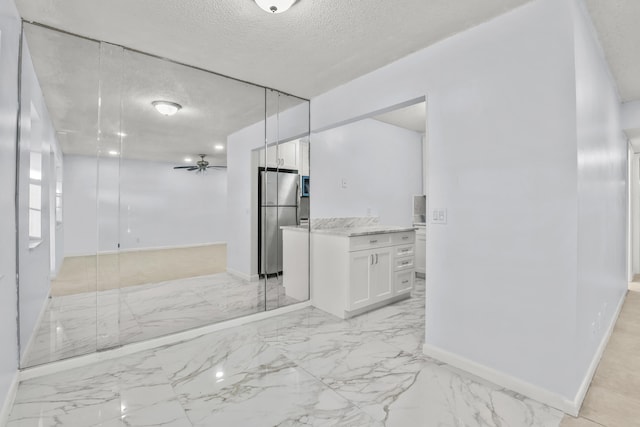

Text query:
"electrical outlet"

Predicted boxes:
[[341, 178, 348, 189]]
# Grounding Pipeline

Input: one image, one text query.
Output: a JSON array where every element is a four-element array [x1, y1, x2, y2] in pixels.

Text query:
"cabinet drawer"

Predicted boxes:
[[391, 231, 415, 245], [395, 270, 414, 294], [395, 256, 414, 271], [395, 244, 414, 258], [349, 233, 392, 252]]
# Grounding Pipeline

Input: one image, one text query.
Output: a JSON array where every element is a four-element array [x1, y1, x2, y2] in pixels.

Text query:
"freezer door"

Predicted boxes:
[[261, 171, 278, 206], [260, 206, 298, 275], [277, 172, 299, 206], [261, 206, 278, 274]]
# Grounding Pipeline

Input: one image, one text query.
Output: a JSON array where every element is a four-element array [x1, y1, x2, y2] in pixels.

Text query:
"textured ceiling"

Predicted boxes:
[[584, 0, 640, 103], [16, 0, 533, 99], [24, 0, 640, 161], [24, 23, 305, 164], [19, 0, 536, 163]]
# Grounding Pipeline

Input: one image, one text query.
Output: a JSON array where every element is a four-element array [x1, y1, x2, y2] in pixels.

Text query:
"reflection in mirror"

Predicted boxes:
[[263, 90, 310, 309], [17, 23, 310, 368], [18, 25, 101, 368]]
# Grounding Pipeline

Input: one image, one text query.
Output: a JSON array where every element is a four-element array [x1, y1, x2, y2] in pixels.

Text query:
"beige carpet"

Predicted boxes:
[[51, 244, 227, 296], [560, 285, 640, 426]]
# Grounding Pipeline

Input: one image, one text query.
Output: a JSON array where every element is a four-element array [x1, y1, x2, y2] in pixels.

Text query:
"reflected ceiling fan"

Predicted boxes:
[[173, 154, 227, 173]]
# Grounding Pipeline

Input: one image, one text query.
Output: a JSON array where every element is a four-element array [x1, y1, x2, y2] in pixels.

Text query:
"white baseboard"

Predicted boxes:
[[422, 343, 576, 415], [20, 291, 51, 367], [571, 290, 626, 414], [0, 372, 19, 426], [65, 241, 227, 257], [19, 300, 311, 382], [227, 268, 259, 282]]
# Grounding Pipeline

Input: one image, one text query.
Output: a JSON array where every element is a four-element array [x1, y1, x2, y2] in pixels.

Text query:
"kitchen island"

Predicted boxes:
[[288, 220, 416, 319]]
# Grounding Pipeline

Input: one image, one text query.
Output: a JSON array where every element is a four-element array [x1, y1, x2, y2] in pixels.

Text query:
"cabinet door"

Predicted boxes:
[[266, 144, 279, 168], [371, 248, 393, 302], [348, 250, 373, 310], [280, 141, 298, 170]]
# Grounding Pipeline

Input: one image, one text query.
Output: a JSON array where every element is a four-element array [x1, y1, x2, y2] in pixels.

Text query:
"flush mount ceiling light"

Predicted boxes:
[[254, 0, 296, 14], [214, 144, 224, 151], [108, 150, 119, 156], [152, 100, 182, 116]]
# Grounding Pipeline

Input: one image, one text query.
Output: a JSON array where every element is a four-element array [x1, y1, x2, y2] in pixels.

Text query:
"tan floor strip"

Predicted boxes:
[[561, 286, 640, 426]]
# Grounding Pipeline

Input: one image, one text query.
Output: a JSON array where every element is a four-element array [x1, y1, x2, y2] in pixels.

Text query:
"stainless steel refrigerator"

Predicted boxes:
[[259, 171, 299, 275]]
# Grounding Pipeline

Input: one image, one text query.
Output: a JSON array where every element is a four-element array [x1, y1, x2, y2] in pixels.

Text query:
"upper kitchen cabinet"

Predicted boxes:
[[259, 139, 299, 170]]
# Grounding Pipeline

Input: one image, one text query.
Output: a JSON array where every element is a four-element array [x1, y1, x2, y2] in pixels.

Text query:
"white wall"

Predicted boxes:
[[631, 152, 640, 276], [309, 0, 608, 407], [16, 37, 62, 362], [622, 100, 640, 130], [64, 155, 228, 256], [572, 0, 628, 394], [227, 121, 263, 279], [311, 118, 422, 225], [0, 0, 21, 414]]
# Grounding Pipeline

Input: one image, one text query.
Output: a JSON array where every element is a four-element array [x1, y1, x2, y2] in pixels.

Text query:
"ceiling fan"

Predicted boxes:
[[173, 154, 227, 173]]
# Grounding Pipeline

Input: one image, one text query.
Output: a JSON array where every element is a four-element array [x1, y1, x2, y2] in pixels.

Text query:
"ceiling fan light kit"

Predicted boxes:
[[254, 0, 296, 14], [152, 100, 182, 116], [173, 154, 227, 174]]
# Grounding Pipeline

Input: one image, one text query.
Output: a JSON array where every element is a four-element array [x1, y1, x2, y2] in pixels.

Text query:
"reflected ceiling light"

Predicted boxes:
[[254, 0, 296, 14], [108, 150, 119, 156], [116, 132, 127, 137], [214, 144, 224, 151], [152, 100, 182, 116], [184, 157, 193, 163]]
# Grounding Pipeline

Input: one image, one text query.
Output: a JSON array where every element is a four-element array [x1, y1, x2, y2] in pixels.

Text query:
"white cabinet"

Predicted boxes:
[[311, 230, 415, 319], [348, 247, 393, 311], [415, 226, 426, 276], [299, 140, 309, 176], [261, 140, 299, 170]]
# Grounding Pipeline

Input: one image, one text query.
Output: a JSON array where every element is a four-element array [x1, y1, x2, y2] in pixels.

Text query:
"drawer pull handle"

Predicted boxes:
[[402, 280, 409, 284], [402, 236, 409, 240], [401, 261, 410, 265], [370, 239, 378, 243]]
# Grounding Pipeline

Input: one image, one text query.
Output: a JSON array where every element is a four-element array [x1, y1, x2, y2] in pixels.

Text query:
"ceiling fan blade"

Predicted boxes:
[[187, 167, 199, 171], [206, 165, 227, 169], [173, 166, 194, 169]]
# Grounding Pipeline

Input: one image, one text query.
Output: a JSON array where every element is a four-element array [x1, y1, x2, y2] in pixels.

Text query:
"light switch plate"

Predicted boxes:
[[341, 178, 348, 189], [431, 208, 447, 224]]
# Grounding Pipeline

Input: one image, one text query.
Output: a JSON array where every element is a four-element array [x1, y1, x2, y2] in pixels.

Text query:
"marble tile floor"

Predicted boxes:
[[9, 279, 566, 426], [560, 288, 640, 427], [22, 272, 299, 368]]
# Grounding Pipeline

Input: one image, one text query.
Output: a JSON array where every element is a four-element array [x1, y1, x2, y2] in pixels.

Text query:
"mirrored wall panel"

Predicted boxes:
[[17, 23, 310, 368], [17, 26, 101, 367], [263, 90, 310, 309]]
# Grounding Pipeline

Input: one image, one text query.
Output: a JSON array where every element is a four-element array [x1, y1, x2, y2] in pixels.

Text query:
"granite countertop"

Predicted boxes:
[[281, 224, 417, 237], [312, 225, 417, 237], [281, 225, 310, 232]]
